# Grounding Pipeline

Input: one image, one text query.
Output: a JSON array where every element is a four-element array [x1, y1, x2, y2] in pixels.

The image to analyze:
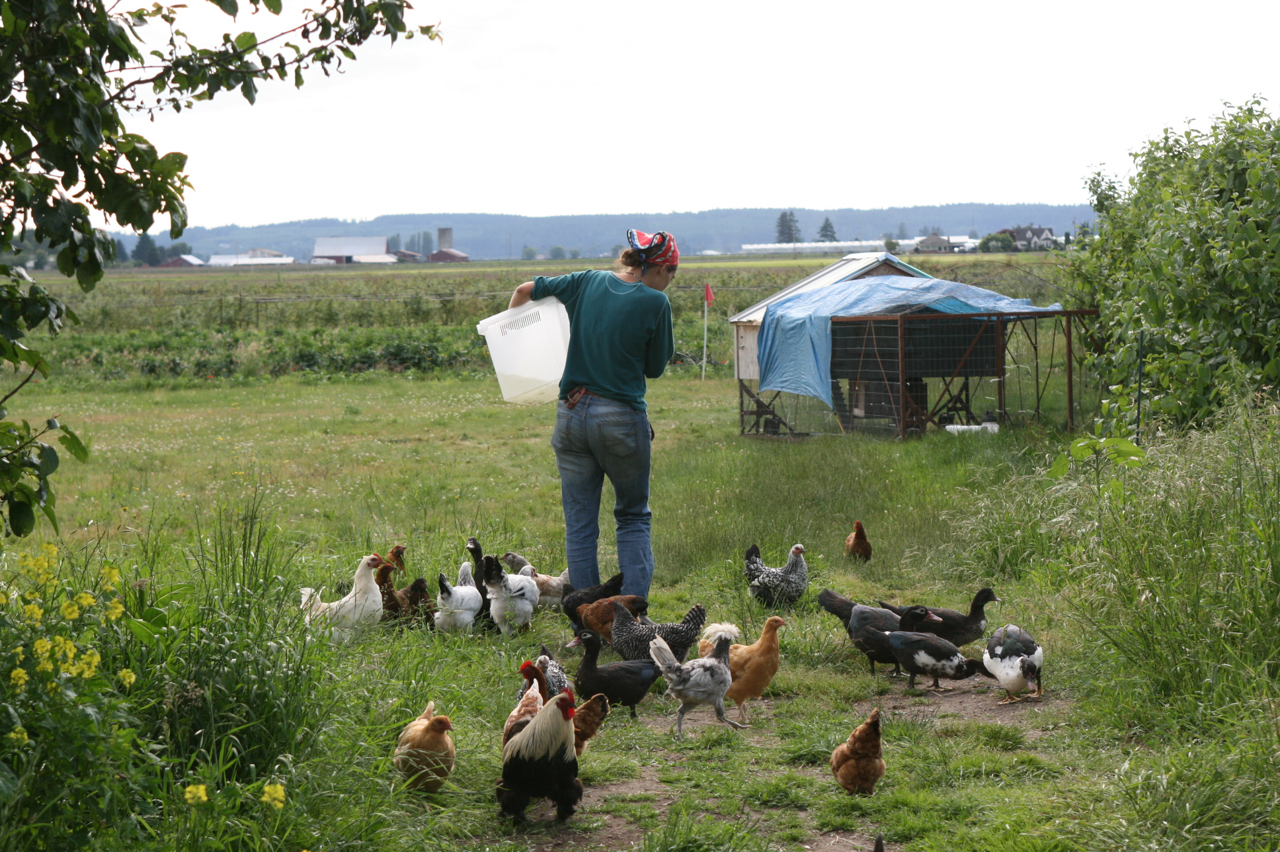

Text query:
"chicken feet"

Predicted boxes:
[[672, 698, 749, 741]]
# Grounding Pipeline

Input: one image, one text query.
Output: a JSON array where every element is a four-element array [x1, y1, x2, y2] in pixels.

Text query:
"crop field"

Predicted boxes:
[[7, 254, 1276, 852]]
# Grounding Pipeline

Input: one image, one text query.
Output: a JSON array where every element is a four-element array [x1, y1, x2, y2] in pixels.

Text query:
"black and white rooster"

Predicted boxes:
[[496, 689, 582, 823], [743, 543, 808, 607], [648, 627, 748, 740]]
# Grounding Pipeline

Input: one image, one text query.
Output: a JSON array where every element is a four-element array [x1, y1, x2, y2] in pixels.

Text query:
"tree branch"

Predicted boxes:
[[0, 367, 40, 408]]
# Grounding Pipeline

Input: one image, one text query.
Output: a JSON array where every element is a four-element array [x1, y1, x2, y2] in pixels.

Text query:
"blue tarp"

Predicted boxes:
[[757, 276, 1063, 407]]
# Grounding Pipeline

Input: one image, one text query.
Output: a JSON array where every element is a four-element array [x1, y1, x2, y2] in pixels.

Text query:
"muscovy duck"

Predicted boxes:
[[877, 587, 1001, 647], [884, 629, 983, 690], [983, 623, 1043, 703], [817, 589, 939, 676], [566, 629, 661, 718]]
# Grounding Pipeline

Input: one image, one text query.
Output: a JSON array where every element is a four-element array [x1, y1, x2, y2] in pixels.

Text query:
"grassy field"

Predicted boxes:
[[5, 362, 1279, 852]]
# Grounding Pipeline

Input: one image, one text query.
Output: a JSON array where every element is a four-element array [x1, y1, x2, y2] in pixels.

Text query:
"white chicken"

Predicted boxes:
[[434, 562, 484, 632], [301, 554, 383, 641], [482, 555, 540, 636], [512, 560, 570, 610]]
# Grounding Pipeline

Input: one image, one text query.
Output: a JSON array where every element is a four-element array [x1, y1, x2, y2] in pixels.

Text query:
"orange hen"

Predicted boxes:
[[831, 707, 885, 796], [844, 521, 872, 562], [394, 701, 455, 792], [578, 595, 648, 644], [572, 693, 610, 756], [697, 616, 786, 723]]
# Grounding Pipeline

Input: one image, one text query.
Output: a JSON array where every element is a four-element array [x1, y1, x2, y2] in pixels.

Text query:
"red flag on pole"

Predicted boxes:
[[705, 282, 714, 305]]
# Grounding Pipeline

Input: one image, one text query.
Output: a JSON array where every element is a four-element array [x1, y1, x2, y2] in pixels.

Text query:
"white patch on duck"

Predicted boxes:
[[911, 648, 967, 676], [983, 645, 1044, 695]]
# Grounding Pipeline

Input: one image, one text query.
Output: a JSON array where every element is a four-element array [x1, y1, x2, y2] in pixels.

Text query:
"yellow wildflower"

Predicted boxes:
[[12, 646, 22, 664], [260, 783, 286, 810], [22, 603, 43, 624], [76, 649, 101, 679], [36, 659, 53, 673], [0, 590, 7, 606], [74, 592, 95, 609], [8, 727, 28, 746], [101, 565, 120, 591], [52, 636, 75, 662], [33, 638, 50, 658], [60, 600, 81, 621], [118, 668, 136, 688], [45, 680, 58, 693], [106, 599, 124, 620], [184, 784, 208, 805], [9, 668, 28, 690]]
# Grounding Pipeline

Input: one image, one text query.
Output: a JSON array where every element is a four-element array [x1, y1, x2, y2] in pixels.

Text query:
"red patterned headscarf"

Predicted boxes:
[[627, 229, 679, 272]]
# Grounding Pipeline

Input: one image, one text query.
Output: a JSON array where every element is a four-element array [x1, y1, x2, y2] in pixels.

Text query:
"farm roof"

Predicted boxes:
[[757, 275, 1063, 407], [727, 253, 930, 325], [313, 236, 387, 257]]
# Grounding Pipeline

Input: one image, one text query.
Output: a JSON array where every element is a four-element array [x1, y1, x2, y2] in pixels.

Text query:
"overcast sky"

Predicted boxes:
[[121, 0, 1280, 229]]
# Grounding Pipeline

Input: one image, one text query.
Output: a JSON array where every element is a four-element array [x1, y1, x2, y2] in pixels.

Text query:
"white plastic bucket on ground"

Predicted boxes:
[[475, 297, 571, 404]]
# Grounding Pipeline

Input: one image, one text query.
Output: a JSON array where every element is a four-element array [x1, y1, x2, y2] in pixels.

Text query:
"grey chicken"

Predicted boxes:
[[648, 627, 748, 740], [744, 543, 808, 607], [518, 645, 571, 701], [610, 601, 706, 662]]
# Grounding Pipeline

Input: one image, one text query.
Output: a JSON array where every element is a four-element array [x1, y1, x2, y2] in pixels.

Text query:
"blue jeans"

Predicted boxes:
[[551, 395, 654, 598]]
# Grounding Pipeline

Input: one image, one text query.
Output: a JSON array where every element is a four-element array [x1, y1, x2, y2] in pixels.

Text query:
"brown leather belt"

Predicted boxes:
[[564, 386, 595, 409]]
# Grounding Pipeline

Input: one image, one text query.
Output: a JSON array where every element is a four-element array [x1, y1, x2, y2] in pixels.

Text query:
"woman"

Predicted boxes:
[[507, 230, 677, 599]]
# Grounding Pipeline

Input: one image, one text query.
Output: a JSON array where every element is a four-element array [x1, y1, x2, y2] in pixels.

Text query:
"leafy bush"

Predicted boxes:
[[1069, 99, 1280, 425], [0, 545, 158, 850]]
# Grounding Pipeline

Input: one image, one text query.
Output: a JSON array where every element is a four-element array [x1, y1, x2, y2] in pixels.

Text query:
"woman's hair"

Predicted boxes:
[[616, 247, 646, 270]]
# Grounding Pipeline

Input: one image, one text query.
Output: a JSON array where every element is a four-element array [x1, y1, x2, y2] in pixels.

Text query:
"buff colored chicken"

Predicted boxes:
[[393, 701, 455, 792], [696, 616, 786, 723], [831, 707, 885, 796], [572, 693, 610, 757]]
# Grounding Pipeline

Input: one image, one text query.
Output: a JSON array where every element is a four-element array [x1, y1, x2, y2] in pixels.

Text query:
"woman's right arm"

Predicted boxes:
[[509, 281, 535, 309]]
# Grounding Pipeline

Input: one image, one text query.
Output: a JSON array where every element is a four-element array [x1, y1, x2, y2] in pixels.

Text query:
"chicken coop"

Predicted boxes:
[[728, 254, 1100, 438]]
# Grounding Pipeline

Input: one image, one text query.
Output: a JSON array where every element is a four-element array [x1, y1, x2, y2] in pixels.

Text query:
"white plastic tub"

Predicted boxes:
[[475, 297, 571, 404]]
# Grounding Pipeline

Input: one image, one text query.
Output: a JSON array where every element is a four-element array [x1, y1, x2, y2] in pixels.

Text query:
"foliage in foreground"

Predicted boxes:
[[1069, 99, 1280, 426]]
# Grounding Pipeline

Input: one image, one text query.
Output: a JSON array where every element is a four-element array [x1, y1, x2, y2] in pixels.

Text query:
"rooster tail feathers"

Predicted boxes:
[[745, 544, 761, 562], [701, 622, 741, 645], [648, 635, 680, 673], [818, 588, 855, 621]]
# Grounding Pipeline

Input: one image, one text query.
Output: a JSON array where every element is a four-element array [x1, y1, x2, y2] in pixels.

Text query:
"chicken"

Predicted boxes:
[[818, 589, 940, 676], [497, 690, 582, 824], [566, 628, 662, 718], [434, 563, 483, 632], [577, 595, 649, 645], [404, 577, 434, 626], [649, 629, 747, 740], [517, 647, 570, 702], [877, 587, 1001, 648], [983, 623, 1044, 703], [393, 700, 455, 793], [562, 572, 624, 628], [884, 630, 983, 690], [504, 661, 548, 745], [830, 707, 885, 796], [511, 559, 570, 609], [697, 616, 786, 723], [374, 557, 406, 621], [744, 543, 808, 607], [301, 554, 384, 641], [481, 555, 540, 636], [464, 537, 498, 632], [572, 693, 610, 756], [844, 521, 872, 562], [611, 601, 707, 662]]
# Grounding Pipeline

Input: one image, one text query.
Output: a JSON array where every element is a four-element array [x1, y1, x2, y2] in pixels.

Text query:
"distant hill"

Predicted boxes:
[[119, 204, 1095, 261]]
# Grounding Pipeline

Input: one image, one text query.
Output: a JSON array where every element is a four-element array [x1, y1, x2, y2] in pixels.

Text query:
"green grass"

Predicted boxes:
[[3, 364, 1278, 851]]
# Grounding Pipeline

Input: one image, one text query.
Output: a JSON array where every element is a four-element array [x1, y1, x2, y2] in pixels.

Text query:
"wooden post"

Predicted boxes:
[[897, 315, 906, 439], [1065, 313, 1075, 431]]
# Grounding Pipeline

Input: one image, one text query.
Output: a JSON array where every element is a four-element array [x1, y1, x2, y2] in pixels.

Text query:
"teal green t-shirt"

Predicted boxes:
[[531, 269, 674, 411]]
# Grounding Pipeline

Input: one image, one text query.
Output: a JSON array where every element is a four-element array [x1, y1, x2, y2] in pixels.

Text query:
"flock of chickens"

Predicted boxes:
[[298, 523, 1045, 830]]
